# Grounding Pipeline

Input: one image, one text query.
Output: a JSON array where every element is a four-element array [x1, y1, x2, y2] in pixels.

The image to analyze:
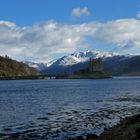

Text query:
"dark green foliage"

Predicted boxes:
[[73, 58, 110, 78], [0, 55, 39, 77], [74, 58, 104, 75]]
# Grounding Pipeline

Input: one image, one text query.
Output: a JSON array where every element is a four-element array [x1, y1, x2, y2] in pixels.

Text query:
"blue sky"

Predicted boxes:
[[0, 0, 140, 26], [0, 0, 140, 62]]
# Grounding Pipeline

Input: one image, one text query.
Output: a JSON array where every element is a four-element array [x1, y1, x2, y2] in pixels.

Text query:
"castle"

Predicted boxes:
[[73, 57, 106, 76], [89, 58, 103, 72]]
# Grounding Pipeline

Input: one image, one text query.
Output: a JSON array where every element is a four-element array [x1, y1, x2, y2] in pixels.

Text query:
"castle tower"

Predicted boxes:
[[89, 58, 103, 72]]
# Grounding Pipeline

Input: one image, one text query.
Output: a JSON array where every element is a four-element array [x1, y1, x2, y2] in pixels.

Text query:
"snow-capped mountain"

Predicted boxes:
[[24, 61, 48, 71], [55, 50, 119, 66], [24, 59, 57, 71], [25, 50, 120, 71], [46, 59, 57, 67], [24, 50, 140, 76]]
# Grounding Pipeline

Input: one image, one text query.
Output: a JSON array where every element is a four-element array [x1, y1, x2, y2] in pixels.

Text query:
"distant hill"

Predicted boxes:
[[39, 50, 120, 75], [41, 55, 140, 76], [0, 55, 39, 77], [103, 55, 140, 76], [39, 51, 126, 76], [24, 50, 140, 76], [26, 50, 118, 72]]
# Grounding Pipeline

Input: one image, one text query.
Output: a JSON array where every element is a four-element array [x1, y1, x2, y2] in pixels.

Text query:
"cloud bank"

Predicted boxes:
[[72, 7, 90, 17], [137, 11, 140, 19], [0, 19, 140, 62]]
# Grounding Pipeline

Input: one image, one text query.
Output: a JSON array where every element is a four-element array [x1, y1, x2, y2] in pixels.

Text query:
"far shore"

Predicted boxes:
[[1, 75, 140, 80], [0, 74, 112, 80]]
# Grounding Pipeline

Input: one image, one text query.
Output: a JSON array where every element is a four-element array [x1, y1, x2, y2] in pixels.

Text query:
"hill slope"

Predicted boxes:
[[0, 56, 39, 77], [103, 55, 140, 76]]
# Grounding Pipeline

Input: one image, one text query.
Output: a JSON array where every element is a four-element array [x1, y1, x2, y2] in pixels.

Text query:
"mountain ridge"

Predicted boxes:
[[26, 50, 121, 70], [24, 50, 140, 76]]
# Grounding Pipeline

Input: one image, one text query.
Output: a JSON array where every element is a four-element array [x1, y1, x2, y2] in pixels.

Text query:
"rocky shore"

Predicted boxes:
[[70, 114, 140, 140], [0, 114, 140, 140]]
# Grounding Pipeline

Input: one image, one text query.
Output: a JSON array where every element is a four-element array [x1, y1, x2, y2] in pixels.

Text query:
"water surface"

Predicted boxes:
[[0, 77, 140, 139]]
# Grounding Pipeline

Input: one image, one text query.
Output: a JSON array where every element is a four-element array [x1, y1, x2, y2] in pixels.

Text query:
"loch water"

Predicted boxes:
[[0, 77, 140, 139]]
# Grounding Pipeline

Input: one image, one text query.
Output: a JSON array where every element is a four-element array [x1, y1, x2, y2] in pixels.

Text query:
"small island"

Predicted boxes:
[[60, 58, 111, 79]]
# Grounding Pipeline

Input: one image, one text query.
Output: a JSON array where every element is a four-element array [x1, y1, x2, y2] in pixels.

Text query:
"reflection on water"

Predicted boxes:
[[0, 77, 140, 139]]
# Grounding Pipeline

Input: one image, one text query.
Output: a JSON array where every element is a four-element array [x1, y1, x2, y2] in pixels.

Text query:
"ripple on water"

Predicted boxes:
[[0, 78, 140, 139]]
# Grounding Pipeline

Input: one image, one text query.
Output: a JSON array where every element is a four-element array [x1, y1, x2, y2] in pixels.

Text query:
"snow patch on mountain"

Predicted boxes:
[[25, 51, 120, 70], [46, 59, 57, 67], [56, 50, 119, 66], [24, 61, 48, 71]]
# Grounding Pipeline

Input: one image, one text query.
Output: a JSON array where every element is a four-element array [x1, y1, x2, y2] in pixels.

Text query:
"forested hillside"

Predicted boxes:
[[0, 55, 39, 77]]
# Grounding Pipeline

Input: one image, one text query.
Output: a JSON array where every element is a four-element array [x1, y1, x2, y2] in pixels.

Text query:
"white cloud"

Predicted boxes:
[[72, 7, 90, 17], [94, 19, 140, 50], [137, 11, 140, 19], [0, 21, 92, 62], [0, 19, 140, 62]]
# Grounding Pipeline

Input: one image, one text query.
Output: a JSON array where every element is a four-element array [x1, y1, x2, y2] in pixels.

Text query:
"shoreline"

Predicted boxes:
[[71, 113, 140, 140], [0, 75, 111, 80], [1, 75, 140, 80], [99, 113, 140, 140]]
